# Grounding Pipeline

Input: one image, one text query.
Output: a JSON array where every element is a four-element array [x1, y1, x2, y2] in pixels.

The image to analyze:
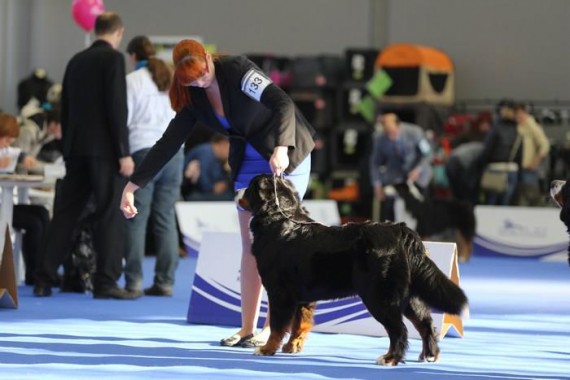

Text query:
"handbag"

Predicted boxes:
[[480, 134, 521, 193]]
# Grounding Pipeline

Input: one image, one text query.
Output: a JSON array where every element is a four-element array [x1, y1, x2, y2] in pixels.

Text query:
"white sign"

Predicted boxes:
[[474, 205, 567, 259]]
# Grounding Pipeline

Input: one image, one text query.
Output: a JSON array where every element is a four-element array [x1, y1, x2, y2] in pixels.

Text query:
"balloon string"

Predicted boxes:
[[85, 32, 91, 48]]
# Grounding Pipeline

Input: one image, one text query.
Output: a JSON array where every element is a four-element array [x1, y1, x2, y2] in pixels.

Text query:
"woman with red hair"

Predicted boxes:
[[120, 39, 316, 347]]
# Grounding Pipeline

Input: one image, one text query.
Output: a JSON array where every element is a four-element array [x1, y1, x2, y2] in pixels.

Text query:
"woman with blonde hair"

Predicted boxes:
[[120, 39, 316, 347]]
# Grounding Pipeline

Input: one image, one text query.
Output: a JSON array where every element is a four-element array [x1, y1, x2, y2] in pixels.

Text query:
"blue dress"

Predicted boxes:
[[216, 114, 311, 199]]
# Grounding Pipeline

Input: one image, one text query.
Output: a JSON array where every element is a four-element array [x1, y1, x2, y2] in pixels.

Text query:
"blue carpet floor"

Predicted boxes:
[[1, 254, 569, 380]]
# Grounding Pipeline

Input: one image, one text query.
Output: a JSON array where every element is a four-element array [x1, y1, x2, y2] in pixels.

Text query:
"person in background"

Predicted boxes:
[[123, 35, 183, 297], [33, 11, 136, 299], [120, 39, 316, 348], [0, 112, 50, 285], [514, 103, 550, 206], [15, 103, 62, 166], [445, 141, 485, 204], [480, 100, 521, 206], [369, 113, 432, 221], [182, 133, 233, 201]]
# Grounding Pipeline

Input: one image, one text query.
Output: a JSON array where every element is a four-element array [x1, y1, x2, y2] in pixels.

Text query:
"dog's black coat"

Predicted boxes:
[[392, 183, 476, 262], [550, 180, 570, 266], [240, 174, 468, 365]]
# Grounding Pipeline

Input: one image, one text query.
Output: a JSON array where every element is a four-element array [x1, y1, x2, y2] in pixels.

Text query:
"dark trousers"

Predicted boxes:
[[12, 204, 50, 285], [35, 156, 127, 290]]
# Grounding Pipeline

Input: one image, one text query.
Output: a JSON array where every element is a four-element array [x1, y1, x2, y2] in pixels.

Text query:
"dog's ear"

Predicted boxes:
[[257, 175, 275, 199]]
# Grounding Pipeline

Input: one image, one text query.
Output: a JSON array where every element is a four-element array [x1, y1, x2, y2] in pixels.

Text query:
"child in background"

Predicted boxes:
[[0, 112, 50, 285]]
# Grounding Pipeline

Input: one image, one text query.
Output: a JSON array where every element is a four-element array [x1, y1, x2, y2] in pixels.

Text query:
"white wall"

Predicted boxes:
[[386, 0, 570, 101], [1, 0, 569, 114], [1, 0, 374, 114]]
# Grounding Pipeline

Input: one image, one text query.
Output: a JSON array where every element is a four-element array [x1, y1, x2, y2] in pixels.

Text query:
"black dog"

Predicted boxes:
[[239, 174, 468, 366], [550, 180, 570, 266], [388, 183, 476, 263]]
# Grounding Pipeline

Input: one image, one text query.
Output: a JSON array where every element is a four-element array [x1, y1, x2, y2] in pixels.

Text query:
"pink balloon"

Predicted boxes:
[[71, 0, 105, 32]]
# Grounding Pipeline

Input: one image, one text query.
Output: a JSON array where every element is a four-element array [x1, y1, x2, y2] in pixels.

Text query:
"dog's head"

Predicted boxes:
[[551, 179, 570, 229], [550, 180, 570, 267], [550, 180, 570, 225], [238, 174, 302, 215], [550, 180, 567, 208]]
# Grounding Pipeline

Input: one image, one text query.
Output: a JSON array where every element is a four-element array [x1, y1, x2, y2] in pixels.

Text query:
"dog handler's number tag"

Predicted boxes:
[[241, 69, 272, 101]]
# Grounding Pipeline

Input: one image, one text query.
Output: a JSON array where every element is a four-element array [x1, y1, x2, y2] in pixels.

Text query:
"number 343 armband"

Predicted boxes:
[[241, 68, 272, 101]]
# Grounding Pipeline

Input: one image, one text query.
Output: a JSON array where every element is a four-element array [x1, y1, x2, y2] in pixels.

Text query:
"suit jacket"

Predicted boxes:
[[60, 39, 129, 160], [130, 55, 316, 188]]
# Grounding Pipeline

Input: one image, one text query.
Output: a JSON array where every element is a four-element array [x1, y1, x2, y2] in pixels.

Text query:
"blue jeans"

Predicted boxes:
[[124, 148, 184, 291]]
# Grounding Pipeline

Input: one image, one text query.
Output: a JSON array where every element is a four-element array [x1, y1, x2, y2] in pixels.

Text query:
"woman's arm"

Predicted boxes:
[[129, 107, 195, 188]]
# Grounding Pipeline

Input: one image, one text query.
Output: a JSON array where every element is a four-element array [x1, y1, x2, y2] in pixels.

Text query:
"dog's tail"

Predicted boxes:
[[407, 232, 468, 315]]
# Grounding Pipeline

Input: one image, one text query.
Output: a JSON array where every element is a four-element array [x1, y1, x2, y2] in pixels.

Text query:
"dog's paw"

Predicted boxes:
[[419, 352, 440, 363], [282, 339, 304, 354], [254, 346, 277, 356], [376, 354, 404, 366]]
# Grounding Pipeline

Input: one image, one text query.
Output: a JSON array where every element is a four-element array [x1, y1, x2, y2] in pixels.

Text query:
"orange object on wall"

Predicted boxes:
[[375, 43, 454, 105]]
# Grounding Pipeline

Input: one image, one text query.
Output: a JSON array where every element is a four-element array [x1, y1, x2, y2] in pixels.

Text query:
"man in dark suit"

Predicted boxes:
[[34, 12, 136, 299]]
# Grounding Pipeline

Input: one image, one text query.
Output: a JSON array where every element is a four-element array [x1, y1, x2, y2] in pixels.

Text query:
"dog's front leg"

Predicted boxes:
[[254, 329, 286, 356], [254, 295, 296, 356]]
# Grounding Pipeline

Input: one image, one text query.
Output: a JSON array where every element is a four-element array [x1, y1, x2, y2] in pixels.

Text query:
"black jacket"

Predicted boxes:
[[60, 40, 129, 160], [481, 119, 521, 165], [130, 55, 316, 188]]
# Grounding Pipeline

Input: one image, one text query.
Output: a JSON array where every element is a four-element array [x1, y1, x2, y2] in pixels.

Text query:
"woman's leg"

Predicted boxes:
[[221, 209, 270, 346], [239, 209, 270, 331]]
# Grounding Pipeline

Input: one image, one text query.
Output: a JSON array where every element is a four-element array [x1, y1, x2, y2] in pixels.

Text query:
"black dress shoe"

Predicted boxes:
[[33, 285, 52, 297], [93, 286, 139, 300], [144, 284, 173, 297]]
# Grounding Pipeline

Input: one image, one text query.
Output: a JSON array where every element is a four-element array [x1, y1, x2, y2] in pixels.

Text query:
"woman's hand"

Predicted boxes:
[[120, 181, 140, 219], [269, 146, 289, 175], [184, 160, 201, 183]]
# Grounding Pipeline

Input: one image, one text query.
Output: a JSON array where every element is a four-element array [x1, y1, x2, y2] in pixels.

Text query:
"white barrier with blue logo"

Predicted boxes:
[[474, 206, 567, 260], [187, 230, 464, 339]]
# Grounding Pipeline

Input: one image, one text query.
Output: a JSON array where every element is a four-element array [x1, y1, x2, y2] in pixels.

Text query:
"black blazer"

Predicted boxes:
[[60, 40, 129, 160], [130, 55, 316, 188]]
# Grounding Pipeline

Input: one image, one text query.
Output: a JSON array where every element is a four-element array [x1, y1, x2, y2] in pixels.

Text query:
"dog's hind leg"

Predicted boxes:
[[255, 295, 296, 356], [404, 297, 440, 362], [363, 296, 408, 366], [282, 302, 316, 354]]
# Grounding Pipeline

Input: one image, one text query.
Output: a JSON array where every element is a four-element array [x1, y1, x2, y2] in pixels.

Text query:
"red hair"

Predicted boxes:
[[0, 112, 19, 138], [169, 39, 208, 112]]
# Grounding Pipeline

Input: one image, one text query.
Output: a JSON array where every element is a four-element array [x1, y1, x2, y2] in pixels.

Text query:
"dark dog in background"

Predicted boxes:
[[387, 183, 476, 263], [550, 180, 570, 266], [239, 174, 468, 366]]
